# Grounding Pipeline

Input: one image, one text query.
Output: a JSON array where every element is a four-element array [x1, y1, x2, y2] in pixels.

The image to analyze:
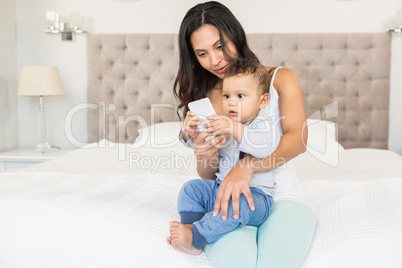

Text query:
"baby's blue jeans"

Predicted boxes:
[[177, 179, 273, 249]]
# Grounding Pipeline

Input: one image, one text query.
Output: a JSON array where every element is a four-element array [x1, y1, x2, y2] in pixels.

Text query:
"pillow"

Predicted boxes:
[[133, 121, 183, 148], [306, 119, 344, 167], [307, 119, 344, 152], [132, 119, 344, 152]]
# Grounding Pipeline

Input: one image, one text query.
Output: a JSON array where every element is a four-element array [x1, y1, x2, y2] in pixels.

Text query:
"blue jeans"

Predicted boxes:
[[177, 179, 273, 250]]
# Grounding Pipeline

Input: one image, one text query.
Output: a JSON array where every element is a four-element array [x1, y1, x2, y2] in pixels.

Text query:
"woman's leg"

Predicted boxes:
[[256, 200, 316, 268], [204, 225, 258, 268], [203, 188, 272, 268]]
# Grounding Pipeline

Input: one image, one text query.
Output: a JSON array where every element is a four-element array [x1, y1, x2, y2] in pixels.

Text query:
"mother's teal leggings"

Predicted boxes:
[[204, 200, 316, 268]]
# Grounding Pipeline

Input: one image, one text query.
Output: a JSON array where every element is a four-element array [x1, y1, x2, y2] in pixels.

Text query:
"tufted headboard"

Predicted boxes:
[[87, 33, 391, 149]]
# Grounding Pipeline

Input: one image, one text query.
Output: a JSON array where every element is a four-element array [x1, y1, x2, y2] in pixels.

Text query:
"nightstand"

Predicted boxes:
[[0, 148, 72, 173]]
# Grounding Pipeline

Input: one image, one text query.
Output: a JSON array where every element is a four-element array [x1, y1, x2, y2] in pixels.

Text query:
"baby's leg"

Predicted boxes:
[[168, 179, 217, 252], [169, 222, 203, 255], [192, 188, 272, 249], [177, 179, 217, 223]]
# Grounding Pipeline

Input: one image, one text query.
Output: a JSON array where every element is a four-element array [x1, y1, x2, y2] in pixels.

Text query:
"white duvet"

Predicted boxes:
[[1, 143, 402, 268]]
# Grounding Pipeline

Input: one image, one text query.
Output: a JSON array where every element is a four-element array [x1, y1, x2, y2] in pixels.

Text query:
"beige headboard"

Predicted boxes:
[[87, 33, 391, 149]]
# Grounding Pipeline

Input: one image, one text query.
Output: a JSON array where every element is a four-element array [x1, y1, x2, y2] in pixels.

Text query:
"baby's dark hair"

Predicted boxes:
[[224, 58, 270, 94]]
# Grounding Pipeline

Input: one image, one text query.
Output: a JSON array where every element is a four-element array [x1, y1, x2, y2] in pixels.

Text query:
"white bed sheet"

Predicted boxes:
[[24, 141, 199, 177], [2, 142, 402, 268]]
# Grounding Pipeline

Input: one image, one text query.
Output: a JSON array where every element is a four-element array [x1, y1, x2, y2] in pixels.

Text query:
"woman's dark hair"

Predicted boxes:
[[173, 1, 259, 119]]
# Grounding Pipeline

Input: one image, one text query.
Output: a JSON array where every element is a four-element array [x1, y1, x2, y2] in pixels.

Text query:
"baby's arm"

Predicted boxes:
[[196, 152, 219, 180], [205, 115, 278, 159]]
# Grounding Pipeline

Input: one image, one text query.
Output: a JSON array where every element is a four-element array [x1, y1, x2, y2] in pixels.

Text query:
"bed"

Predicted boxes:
[[1, 33, 402, 268]]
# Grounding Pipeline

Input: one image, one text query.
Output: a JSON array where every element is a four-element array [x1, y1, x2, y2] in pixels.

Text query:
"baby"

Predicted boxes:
[[168, 58, 279, 255]]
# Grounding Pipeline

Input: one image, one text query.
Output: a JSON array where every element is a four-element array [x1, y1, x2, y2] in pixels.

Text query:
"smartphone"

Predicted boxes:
[[188, 97, 216, 141]]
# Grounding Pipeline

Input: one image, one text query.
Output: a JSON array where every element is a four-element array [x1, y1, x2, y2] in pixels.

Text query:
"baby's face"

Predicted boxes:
[[222, 73, 264, 124]]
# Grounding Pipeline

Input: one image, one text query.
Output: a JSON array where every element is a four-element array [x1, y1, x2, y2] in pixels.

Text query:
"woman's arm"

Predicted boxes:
[[248, 67, 307, 172], [192, 130, 227, 180], [196, 153, 219, 180], [213, 68, 308, 220]]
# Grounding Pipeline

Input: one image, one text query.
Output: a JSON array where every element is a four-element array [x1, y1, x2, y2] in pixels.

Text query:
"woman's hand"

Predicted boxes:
[[213, 157, 255, 220], [193, 128, 227, 181], [185, 113, 227, 160], [193, 130, 226, 160]]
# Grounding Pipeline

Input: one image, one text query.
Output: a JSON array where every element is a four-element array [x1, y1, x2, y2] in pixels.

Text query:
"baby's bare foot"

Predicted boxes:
[[169, 221, 203, 255], [166, 235, 173, 245]]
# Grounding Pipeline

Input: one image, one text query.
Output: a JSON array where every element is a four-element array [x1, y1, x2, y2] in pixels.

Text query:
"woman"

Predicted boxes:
[[172, 2, 316, 267]]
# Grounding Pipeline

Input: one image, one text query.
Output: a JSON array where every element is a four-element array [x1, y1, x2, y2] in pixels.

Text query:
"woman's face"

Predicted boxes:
[[190, 24, 238, 79]]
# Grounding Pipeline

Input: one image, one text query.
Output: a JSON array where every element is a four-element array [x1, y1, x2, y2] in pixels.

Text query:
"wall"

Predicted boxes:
[[15, 0, 402, 154], [0, 0, 18, 152]]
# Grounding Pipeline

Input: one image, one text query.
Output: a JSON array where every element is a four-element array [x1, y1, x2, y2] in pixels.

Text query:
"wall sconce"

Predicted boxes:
[[388, 9, 402, 33], [44, 11, 87, 41]]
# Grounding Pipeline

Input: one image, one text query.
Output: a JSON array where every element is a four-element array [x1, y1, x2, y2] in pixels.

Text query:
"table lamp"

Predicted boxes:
[[17, 66, 65, 153]]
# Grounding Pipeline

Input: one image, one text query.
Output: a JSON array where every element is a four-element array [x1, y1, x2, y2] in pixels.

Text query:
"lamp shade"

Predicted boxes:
[[18, 66, 65, 96]]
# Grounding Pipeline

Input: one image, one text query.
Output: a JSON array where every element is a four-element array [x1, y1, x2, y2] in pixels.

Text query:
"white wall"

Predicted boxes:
[[15, 0, 402, 154], [0, 0, 18, 152]]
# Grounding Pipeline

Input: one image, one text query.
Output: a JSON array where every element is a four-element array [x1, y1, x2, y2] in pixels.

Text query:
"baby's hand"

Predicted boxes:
[[205, 115, 236, 136], [182, 111, 202, 140]]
